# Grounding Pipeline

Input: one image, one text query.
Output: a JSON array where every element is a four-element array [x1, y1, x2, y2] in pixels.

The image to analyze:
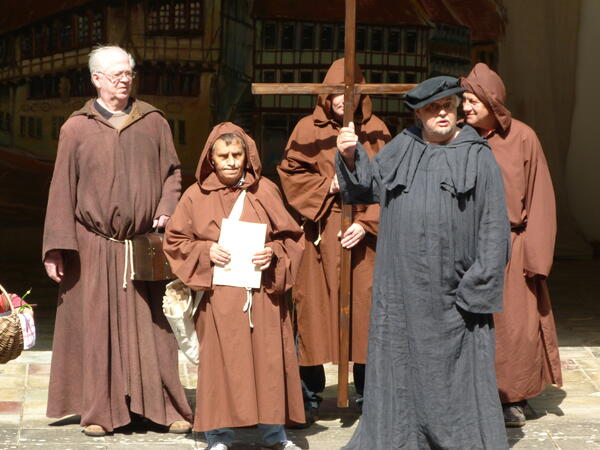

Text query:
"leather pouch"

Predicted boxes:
[[131, 232, 175, 281]]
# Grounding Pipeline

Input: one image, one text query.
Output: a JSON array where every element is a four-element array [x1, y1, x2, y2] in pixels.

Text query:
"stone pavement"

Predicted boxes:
[[1, 259, 600, 449]]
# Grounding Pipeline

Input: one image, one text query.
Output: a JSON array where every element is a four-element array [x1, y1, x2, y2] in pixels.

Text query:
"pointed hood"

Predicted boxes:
[[313, 58, 373, 126], [195, 122, 262, 191], [460, 62, 512, 133], [70, 98, 163, 129]]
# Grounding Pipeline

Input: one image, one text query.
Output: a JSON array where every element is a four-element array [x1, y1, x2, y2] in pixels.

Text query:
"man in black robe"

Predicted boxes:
[[336, 77, 510, 449]]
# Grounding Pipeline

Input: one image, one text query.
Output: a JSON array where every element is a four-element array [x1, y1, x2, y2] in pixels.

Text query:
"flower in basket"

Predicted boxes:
[[0, 288, 32, 313]]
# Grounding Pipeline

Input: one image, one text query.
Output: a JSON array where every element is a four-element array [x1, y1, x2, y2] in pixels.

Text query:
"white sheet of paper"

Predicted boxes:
[[213, 218, 267, 289]]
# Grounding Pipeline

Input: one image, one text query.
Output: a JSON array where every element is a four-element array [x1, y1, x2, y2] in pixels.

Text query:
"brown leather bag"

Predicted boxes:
[[131, 232, 175, 281]]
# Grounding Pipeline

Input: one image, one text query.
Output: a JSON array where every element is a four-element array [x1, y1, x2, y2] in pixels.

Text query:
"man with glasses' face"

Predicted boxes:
[[42, 46, 192, 437], [90, 48, 135, 112]]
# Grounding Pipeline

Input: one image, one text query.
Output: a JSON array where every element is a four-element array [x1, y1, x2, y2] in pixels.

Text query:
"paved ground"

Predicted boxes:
[[1, 259, 600, 449]]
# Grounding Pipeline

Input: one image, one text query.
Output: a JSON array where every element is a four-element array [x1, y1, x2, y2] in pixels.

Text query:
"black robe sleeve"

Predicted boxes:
[[455, 149, 511, 314], [336, 143, 382, 205]]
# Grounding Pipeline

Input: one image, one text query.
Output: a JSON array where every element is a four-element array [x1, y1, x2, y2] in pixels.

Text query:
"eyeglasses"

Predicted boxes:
[[98, 70, 136, 85]]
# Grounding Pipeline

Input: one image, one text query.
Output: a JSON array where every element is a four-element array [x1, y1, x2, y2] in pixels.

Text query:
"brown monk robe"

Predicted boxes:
[[42, 99, 192, 432], [461, 63, 562, 424], [163, 123, 305, 435], [277, 58, 391, 407]]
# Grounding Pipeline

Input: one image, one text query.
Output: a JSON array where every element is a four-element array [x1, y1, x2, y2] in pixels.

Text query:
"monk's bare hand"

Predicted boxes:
[[210, 243, 231, 266], [44, 250, 64, 283], [523, 270, 537, 278], [252, 246, 274, 271], [338, 223, 366, 249], [337, 122, 358, 170], [329, 174, 340, 194], [153, 215, 170, 229]]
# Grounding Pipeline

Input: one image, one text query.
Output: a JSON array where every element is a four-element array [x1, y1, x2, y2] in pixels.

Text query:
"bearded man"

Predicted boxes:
[[42, 45, 192, 436], [336, 76, 510, 449], [461, 63, 562, 427]]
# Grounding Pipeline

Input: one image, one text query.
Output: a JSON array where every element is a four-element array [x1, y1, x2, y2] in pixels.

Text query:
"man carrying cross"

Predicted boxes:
[[277, 58, 391, 422], [336, 76, 510, 448]]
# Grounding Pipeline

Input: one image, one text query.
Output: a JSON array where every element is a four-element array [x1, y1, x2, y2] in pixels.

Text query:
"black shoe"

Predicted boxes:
[[503, 402, 526, 427], [289, 402, 320, 429]]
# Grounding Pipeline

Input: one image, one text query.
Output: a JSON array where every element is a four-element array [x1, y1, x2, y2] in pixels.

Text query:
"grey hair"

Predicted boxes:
[[448, 94, 461, 108], [211, 133, 247, 155], [88, 45, 135, 75]]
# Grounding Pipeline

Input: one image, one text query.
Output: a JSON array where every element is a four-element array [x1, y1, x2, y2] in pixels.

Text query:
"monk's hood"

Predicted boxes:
[[195, 122, 262, 191], [70, 98, 163, 122], [314, 58, 373, 126], [376, 124, 488, 196], [460, 63, 512, 133]]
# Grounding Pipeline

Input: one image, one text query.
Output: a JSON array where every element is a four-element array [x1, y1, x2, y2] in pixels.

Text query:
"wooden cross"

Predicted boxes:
[[252, 0, 415, 407]]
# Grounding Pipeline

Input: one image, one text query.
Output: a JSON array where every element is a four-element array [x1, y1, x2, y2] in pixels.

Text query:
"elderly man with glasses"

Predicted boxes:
[[42, 45, 192, 437]]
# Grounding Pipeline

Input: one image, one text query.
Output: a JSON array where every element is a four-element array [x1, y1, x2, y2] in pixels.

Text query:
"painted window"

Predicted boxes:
[[301, 24, 314, 50], [147, 0, 203, 35], [281, 24, 295, 50], [320, 25, 333, 50]]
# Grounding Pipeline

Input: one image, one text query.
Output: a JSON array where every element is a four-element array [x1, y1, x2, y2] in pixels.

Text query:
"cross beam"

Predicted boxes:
[[251, 83, 414, 95]]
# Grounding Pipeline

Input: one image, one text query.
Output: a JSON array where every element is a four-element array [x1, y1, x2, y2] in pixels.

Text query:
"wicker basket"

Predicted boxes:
[[0, 283, 24, 364]]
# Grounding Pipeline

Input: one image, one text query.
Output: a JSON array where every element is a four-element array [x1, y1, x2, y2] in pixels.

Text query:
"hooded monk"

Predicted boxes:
[[277, 58, 391, 416], [461, 63, 563, 427], [163, 123, 305, 450], [42, 45, 192, 437]]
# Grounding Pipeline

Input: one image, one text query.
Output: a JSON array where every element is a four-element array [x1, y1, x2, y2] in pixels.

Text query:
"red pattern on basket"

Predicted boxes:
[[17, 313, 36, 350]]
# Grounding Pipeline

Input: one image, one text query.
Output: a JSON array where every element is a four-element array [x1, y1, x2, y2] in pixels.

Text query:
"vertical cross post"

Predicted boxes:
[[337, 0, 356, 408]]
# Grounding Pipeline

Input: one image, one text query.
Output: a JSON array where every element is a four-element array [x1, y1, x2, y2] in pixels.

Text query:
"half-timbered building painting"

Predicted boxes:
[[0, 0, 505, 222]]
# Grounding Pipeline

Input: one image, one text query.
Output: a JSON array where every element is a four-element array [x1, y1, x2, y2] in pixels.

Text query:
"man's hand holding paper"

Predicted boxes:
[[251, 246, 274, 271], [212, 218, 267, 289], [210, 242, 273, 271], [210, 243, 231, 265]]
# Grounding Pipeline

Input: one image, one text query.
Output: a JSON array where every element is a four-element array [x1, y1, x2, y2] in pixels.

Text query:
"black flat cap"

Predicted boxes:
[[405, 76, 466, 110]]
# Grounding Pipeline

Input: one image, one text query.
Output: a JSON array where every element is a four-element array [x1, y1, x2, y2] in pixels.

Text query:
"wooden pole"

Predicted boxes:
[[337, 0, 356, 409]]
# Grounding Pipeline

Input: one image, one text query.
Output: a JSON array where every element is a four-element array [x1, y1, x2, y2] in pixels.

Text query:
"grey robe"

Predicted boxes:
[[337, 125, 510, 449]]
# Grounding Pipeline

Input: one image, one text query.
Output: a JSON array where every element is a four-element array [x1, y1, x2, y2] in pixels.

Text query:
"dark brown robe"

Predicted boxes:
[[163, 122, 305, 432], [462, 63, 563, 403], [277, 59, 391, 366], [42, 99, 192, 431]]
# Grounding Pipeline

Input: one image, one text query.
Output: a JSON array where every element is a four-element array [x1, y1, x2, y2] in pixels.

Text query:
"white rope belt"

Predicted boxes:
[[242, 287, 254, 328], [122, 239, 135, 289], [301, 218, 322, 246], [314, 219, 322, 246], [89, 230, 135, 289]]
